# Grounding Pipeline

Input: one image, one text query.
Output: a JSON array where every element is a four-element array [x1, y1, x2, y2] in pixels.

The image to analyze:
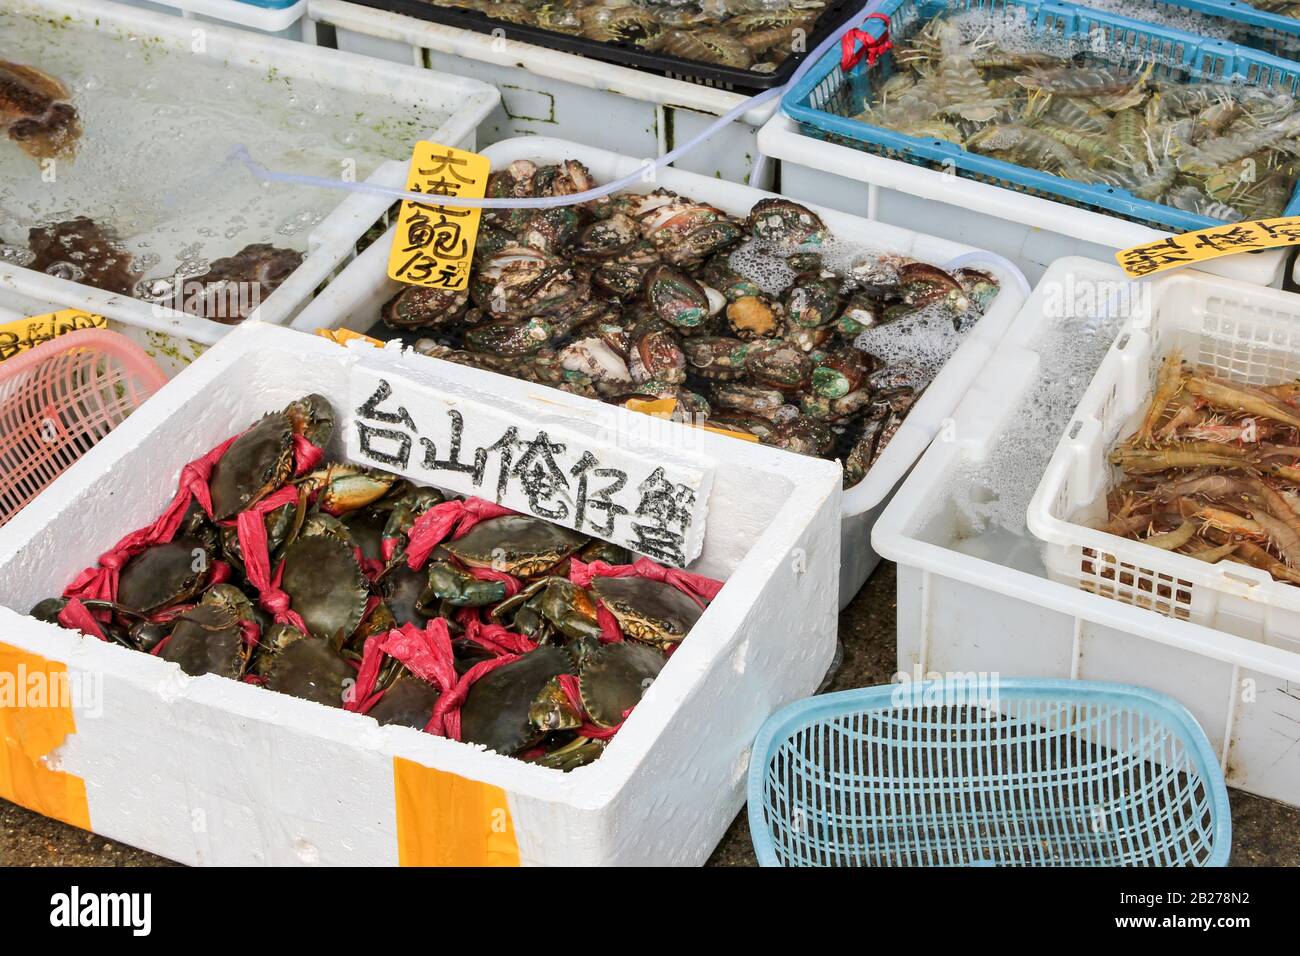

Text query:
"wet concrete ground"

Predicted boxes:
[[0, 563, 1295, 867]]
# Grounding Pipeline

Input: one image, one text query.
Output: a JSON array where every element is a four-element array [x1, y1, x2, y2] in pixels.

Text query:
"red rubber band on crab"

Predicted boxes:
[[56, 598, 106, 641], [349, 619, 461, 715], [427, 653, 521, 741], [62, 433, 240, 611], [840, 14, 892, 72], [405, 497, 518, 571], [461, 617, 537, 656], [568, 557, 723, 608]]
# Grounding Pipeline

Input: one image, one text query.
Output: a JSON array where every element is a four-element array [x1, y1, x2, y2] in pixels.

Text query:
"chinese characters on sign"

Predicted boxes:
[[386, 142, 491, 292], [1116, 217, 1300, 278], [0, 309, 105, 363], [347, 369, 713, 567]]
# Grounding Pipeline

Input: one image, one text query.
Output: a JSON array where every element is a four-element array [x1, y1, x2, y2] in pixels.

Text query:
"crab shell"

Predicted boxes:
[[380, 562, 433, 629], [460, 646, 576, 755], [367, 671, 441, 729], [443, 515, 589, 578], [580, 641, 666, 728], [591, 576, 705, 647], [117, 537, 212, 613], [209, 394, 335, 521], [160, 585, 255, 679], [262, 630, 354, 708], [279, 529, 369, 643]]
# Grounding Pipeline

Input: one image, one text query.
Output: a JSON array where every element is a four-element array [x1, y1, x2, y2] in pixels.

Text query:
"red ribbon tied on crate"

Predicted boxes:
[[840, 14, 892, 71], [405, 497, 518, 571]]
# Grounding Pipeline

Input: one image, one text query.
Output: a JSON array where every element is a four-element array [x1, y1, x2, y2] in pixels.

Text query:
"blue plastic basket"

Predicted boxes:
[[1156, 0, 1300, 58], [748, 679, 1232, 866], [782, 0, 1300, 232]]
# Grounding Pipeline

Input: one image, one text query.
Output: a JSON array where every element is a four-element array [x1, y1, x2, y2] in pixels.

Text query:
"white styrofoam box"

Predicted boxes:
[[0, 322, 840, 865], [1027, 266, 1300, 654], [105, 0, 307, 38], [291, 136, 1030, 608], [758, 114, 1289, 288], [304, 0, 778, 186], [0, 0, 498, 377], [871, 256, 1300, 809]]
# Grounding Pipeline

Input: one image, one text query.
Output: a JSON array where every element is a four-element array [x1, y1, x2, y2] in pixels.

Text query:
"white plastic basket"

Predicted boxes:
[[757, 114, 1290, 288], [0, 0, 498, 375], [305, 0, 778, 186], [871, 256, 1300, 809], [1027, 270, 1300, 653], [291, 136, 1030, 608]]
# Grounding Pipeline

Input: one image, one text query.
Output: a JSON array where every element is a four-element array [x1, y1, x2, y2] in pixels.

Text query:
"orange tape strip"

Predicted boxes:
[[393, 756, 519, 867], [0, 642, 89, 830]]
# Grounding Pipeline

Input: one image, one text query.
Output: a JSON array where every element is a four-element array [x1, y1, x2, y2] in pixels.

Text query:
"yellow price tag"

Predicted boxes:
[[0, 309, 105, 364], [623, 396, 760, 443], [386, 141, 490, 292], [316, 327, 384, 349], [1115, 217, 1300, 278]]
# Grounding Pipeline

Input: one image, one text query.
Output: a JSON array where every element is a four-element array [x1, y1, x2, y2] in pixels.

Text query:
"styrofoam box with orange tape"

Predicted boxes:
[[0, 322, 840, 865]]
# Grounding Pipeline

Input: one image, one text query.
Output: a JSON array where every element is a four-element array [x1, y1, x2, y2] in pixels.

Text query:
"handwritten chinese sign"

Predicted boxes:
[[1116, 217, 1300, 278], [0, 309, 105, 363], [347, 368, 713, 567], [386, 141, 490, 292]]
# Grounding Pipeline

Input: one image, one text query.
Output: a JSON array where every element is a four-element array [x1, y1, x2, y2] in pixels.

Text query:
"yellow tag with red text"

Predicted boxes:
[[0, 309, 105, 363], [387, 142, 490, 292], [1116, 217, 1300, 278]]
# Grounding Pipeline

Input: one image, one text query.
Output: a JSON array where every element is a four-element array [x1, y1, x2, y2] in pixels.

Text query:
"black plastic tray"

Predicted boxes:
[[342, 0, 862, 93]]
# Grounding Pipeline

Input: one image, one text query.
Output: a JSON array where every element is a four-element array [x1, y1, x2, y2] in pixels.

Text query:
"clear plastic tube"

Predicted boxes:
[[231, 0, 884, 209], [941, 251, 1033, 299]]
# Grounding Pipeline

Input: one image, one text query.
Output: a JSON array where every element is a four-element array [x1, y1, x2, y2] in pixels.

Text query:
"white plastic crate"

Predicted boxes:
[[757, 114, 1290, 288], [1027, 268, 1300, 653], [871, 256, 1300, 809], [291, 136, 1029, 608], [0, 322, 840, 866], [304, 0, 779, 186], [0, 0, 498, 376]]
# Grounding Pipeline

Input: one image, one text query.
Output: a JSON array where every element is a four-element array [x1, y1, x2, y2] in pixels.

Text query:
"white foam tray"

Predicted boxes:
[[291, 136, 1029, 608], [0, 0, 498, 376], [758, 114, 1290, 288], [872, 256, 1300, 809], [1028, 266, 1300, 653], [0, 322, 841, 865]]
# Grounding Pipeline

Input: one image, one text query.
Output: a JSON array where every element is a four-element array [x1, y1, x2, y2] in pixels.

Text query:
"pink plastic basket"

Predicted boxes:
[[0, 328, 168, 528]]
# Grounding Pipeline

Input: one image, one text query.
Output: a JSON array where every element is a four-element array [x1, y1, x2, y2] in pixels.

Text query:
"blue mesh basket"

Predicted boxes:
[[1155, 0, 1300, 58], [748, 679, 1231, 867], [781, 0, 1300, 233]]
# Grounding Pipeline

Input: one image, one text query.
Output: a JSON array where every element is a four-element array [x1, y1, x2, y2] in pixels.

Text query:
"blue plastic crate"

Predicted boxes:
[[1156, 0, 1300, 58], [782, 0, 1300, 232], [748, 679, 1231, 866]]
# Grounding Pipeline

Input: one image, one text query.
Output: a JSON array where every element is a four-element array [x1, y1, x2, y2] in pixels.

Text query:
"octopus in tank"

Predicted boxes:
[[26, 217, 140, 296], [148, 243, 305, 323], [0, 60, 81, 161]]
